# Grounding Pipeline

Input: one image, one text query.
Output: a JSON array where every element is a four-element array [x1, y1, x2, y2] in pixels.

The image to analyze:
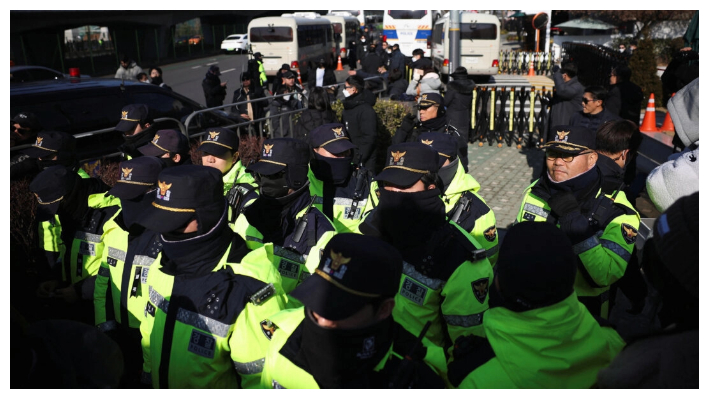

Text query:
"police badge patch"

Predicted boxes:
[[260, 319, 277, 340], [621, 223, 638, 245], [471, 278, 489, 304], [484, 226, 497, 242], [400, 277, 427, 305]]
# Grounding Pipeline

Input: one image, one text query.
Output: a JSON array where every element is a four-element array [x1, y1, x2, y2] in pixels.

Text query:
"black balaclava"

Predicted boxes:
[[295, 309, 394, 389], [310, 153, 354, 185], [120, 125, 155, 158], [438, 158, 459, 191], [257, 172, 290, 198], [378, 187, 446, 250]]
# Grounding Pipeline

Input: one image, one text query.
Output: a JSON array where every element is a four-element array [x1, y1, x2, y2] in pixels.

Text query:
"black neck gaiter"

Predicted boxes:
[[378, 188, 446, 251], [298, 309, 394, 389], [439, 158, 459, 191], [596, 154, 626, 194], [420, 116, 447, 132], [310, 153, 354, 185], [121, 126, 155, 158]]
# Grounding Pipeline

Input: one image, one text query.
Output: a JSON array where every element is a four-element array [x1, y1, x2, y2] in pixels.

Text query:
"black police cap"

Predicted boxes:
[[247, 138, 310, 176], [106, 156, 164, 200], [419, 131, 458, 168], [198, 127, 239, 157], [22, 131, 76, 159], [307, 123, 357, 155], [291, 233, 403, 321], [139, 129, 190, 157], [30, 165, 79, 222], [541, 125, 596, 155], [373, 142, 439, 188], [115, 104, 150, 133]]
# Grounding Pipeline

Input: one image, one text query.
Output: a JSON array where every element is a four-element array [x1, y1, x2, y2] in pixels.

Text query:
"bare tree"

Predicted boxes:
[[567, 10, 695, 40]]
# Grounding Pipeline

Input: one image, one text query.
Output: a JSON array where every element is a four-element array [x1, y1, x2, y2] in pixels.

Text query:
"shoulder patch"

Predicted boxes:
[[471, 278, 489, 304], [483, 226, 497, 242], [621, 223, 638, 245], [260, 319, 278, 340]]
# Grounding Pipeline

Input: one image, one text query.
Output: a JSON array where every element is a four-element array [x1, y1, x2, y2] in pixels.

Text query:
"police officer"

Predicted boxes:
[[359, 142, 494, 349], [137, 128, 192, 166], [93, 156, 164, 387], [447, 222, 625, 388], [30, 165, 121, 322], [233, 138, 337, 296], [392, 93, 460, 145], [114, 104, 156, 160], [418, 132, 499, 266], [260, 233, 446, 389], [137, 165, 286, 389], [307, 123, 374, 233], [270, 70, 305, 138], [516, 125, 641, 318], [253, 52, 268, 88], [199, 127, 259, 221]]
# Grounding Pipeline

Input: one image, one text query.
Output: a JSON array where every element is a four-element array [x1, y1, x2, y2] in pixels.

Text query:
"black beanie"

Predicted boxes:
[[495, 222, 577, 312], [651, 192, 699, 298]]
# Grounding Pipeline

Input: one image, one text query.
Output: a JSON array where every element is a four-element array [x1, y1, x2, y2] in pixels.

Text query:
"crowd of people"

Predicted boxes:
[[10, 26, 699, 389]]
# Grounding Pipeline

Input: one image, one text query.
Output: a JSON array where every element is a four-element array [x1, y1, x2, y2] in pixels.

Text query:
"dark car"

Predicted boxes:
[[10, 77, 234, 160], [10, 65, 91, 83]]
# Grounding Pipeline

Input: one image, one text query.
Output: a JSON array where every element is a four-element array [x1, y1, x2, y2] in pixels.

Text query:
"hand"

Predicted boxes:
[[37, 280, 60, 298], [55, 285, 79, 304], [348, 70, 357, 76], [221, 82, 227, 87], [552, 65, 560, 74], [240, 114, 251, 121]]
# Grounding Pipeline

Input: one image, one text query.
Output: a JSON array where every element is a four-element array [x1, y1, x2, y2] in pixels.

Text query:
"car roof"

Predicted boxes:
[[11, 65, 63, 74], [11, 76, 158, 96]]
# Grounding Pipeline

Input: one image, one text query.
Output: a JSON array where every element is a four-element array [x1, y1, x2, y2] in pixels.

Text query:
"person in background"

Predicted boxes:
[[231, 72, 268, 123], [447, 222, 625, 388], [569, 86, 622, 133], [388, 44, 406, 80], [594, 120, 643, 203], [406, 66, 441, 98], [202, 65, 227, 108], [253, 52, 268, 88], [270, 70, 305, 138], [443, 66, 475, 172], [136, 72, 149, 83], [341, 75, 378, 172], [356, 33, 368, 67], [548, 61, 584, 142], [307, 58, 337, 89], [148, 66, 171, 91], [386, 68, 408, 100], [376, 41, 390, 67], [605, 64, 643, 125], [272, 63, 292, 95], [293, 87, 338, 143], [114, 54, 142, 81]]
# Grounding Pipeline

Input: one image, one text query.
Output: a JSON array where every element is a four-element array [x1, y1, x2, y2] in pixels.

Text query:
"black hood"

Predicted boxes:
[[447, 79, 476, 95], [344, 89, 377, 110]]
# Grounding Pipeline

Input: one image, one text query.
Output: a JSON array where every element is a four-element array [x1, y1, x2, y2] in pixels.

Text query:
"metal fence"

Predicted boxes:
[[561, 42, 628, 87]]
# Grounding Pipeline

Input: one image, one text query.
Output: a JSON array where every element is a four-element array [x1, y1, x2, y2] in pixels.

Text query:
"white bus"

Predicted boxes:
[[248, 13, 336, 77], [329, 10, 365, 28], [382, 10, 436, 57], [322, 12, 361, 62], [432, 12, 500, 81]]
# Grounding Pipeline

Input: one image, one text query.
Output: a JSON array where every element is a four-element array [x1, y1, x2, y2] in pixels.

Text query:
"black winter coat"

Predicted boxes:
[[293, 108, 338, 142], [606, 81, 644, 125], [387, 79, 408, 100], [444, 78, 476, 140], [548, 72, 584, 140], [342, 89, 378, 171], [569, 108, 623, 133], [202, 72, 226, 108], [307, 67, 337, 89], [362, 52, 383, 75], [231, 85, 268, 120]]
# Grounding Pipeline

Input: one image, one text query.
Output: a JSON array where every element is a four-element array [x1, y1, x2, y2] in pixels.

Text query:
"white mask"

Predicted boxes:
[[412, 56, 420, 62], [386, 49, 392, 54], [343, 88, 352, 98], [283, 94, 291, 101], [361, 39, 366, 42]]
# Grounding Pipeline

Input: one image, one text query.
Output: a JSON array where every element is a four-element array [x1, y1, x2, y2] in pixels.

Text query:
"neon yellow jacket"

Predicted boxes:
[[259, 308, 449, 389], [140, 243, 286, 389], [222, 160, 257, 196], [307, 168, 372, 233], [449, 293, 625, 388], [441, 161, 499, 266]]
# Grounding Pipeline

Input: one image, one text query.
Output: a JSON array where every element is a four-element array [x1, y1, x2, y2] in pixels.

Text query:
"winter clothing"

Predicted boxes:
[[269, 84, 305, 138], [307, 67, 336, 89], [202, 72, 227, 108], [293, 109, 338, 142], [231, 85, 268, 121], [406, 72, 442, 96], [569, 108, 623, 133], [387, 79, 408, 100], [606, 81, 643, 125], [341, 89, 378, 171], [114, 61, 143, 81], [646, 145, 699, 213], [548, 71, 584, 141], [444, 78, 476, 170]]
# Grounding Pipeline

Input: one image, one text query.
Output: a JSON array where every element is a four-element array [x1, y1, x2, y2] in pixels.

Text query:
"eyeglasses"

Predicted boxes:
[[545, 150, 593, 163], [581, 97, 597, 104]]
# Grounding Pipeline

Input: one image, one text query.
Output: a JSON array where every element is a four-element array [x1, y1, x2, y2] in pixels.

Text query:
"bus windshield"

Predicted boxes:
[[387, 10, 427, 19], [461, 23, 497, 40], [250, 27, 293, 42]]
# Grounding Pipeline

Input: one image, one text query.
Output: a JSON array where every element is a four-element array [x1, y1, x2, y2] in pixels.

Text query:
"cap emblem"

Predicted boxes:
[[421, 139, 433, 145], [263, 143, 274, 157], [556, 130, 570, 142], [390, 150, 406, 166], [472, 278, 489, 304], [421, 94, 428, 101], [152, 134, 160, 144], [157, 180, 172, 201], [35, 137, 44, 147], [121, 111, 129, 120], [322, 249, 350, 279], [208, 131, 220, 141], [121, 167, 133, 180], [332, 126, 345, 138]]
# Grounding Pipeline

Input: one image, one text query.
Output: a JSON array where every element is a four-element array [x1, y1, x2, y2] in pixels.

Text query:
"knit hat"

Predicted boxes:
[[667, 77, 698, 147], [291, 233, 403, 321], [494, 222, 577, 312], [646, 148, 699, 213], [650, 192, 699, 298]]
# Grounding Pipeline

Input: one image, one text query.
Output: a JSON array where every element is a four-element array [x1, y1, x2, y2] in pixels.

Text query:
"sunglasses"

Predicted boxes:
[[581, 97, 597, 104], [546, 150, 593, 163]]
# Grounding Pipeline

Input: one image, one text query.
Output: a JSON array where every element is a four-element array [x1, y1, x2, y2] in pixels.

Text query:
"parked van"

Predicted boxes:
[[432, 12, 500, 81]]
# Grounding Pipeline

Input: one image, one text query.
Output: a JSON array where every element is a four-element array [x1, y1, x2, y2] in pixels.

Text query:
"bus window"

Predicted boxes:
[[387, 10, 428, 19], [461, 23, 497, 40], [250, 27, 293, 42], [432, 23, 444, 44]]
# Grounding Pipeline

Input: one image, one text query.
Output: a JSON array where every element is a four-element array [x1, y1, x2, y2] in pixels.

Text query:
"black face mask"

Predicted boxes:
[[257, 172, 290, 198], [119, 191, 154, 230], [378, 188, 445, 249], [151, 75, 163, 85], [310, 153, 353, 185], [438, 158, 459, 190], [299, 309, 393, 389]]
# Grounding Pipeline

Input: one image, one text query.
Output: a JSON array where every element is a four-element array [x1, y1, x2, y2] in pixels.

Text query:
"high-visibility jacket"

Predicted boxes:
[[447, 293, 625, 388], [223, 161, 259, 225], [515, 179, 640, 317], [222, 160, 257, 196], [257, 60, 267, 87], [391, 221, 494, 349], [232, 191, 337, 296], [259, 308, 448, 389], [441, 162, 499, 266], [140, 242, 287, 389], [307, 167, 373, 233], [94, 212, 162, 331]]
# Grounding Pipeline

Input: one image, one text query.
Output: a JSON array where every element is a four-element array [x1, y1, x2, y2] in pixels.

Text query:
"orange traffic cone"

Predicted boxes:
[[639, 93, 660, 133], [528, 59, 535, 76], [336, 56, 344, 71], [296, 69, 302, 85], [659, 92, 676, 132]]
